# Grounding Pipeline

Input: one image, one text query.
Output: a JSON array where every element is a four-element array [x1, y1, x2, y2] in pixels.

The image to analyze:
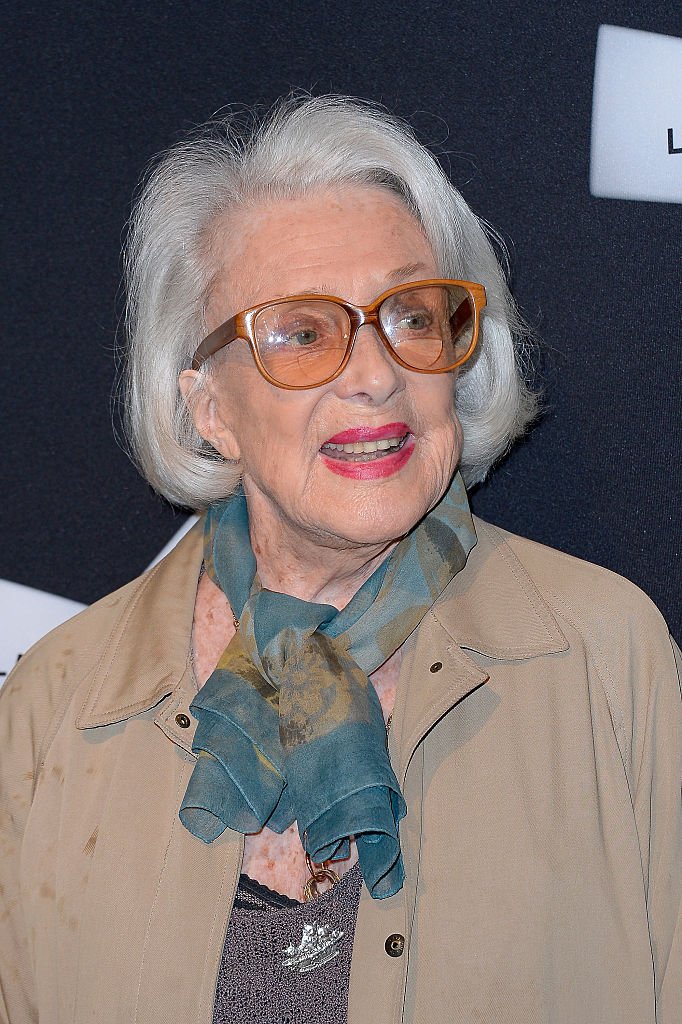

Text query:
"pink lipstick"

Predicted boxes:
[[319, 422, 415, 479], [324, 422, 411, 445]]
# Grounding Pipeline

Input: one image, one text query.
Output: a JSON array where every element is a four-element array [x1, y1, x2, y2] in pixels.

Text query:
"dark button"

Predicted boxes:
[[384, 932, 405, 957], [429, 661, 443, 673], [175, 713, 191, 729]]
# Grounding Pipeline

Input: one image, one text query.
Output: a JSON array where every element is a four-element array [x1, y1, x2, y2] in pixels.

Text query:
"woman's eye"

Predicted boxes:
[[397, 311, 431, 331], [286, 328, 319, 346]]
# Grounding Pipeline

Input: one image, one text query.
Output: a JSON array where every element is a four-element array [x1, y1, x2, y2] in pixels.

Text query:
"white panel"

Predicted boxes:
[[590, 25, 682, 204]]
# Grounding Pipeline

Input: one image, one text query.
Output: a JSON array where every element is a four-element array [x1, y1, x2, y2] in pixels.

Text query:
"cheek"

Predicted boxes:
[[417, 381, 462, 473], [417, 379, 459, 437], [223, 379, 320, 476], [431, 421, 462, 478]]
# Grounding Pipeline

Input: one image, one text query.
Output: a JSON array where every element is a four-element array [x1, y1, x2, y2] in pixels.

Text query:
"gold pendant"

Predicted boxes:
[[302, 851, 340, 902]]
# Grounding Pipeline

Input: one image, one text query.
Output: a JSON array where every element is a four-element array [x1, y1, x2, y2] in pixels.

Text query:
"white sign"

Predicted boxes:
[[590, 25, 682, 204]]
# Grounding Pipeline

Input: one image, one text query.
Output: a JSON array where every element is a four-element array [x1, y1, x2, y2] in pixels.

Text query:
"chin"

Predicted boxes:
[[322, 499, 432, 549]]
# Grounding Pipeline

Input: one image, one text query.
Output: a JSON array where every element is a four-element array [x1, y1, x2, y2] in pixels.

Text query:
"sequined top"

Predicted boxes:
[[213, 865, 363, 1024]]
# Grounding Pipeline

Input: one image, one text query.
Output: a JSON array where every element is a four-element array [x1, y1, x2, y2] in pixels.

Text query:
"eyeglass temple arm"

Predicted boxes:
[[191, 316, 239, 370]]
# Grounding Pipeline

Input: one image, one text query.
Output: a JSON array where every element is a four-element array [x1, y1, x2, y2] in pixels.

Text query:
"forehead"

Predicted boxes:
[[205, 185, 437, 320]]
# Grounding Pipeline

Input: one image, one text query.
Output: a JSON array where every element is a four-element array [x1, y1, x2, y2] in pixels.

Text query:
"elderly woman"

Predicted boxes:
[[1, 95, 680, 1024]]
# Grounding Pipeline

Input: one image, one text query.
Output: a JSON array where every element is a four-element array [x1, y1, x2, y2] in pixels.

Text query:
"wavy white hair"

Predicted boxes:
[[123, 94, 538, 509]]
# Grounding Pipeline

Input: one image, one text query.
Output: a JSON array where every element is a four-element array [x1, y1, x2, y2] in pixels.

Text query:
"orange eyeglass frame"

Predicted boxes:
[[191, 278, 487, 390]]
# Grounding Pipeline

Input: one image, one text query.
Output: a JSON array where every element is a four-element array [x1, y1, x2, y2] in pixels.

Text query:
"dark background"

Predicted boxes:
[[2, 2, 680, 636]]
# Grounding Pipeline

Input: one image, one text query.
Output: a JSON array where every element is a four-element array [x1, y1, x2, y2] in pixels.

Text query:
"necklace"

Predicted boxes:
[[302, 852, 341, 902]]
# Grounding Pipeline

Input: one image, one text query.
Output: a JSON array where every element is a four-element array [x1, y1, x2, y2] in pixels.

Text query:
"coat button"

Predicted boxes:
[[175, 713, 191, 729], [429, 661, 443, 673], [385, 933, 405, 957]]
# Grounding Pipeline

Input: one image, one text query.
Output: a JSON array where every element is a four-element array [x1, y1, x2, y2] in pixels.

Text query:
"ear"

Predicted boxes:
[[178, 369, 241, 462]]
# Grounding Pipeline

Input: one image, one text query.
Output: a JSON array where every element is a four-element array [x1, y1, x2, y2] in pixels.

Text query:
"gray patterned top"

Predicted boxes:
[[213, 864, 363, 1024]]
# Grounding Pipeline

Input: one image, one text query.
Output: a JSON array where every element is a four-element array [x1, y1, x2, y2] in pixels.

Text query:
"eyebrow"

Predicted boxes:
[[386, 262, 431, 284], [299, 263, 432, 297]]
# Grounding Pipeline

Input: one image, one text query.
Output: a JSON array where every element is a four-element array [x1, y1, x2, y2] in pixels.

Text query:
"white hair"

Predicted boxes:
[[123, 94, 538, 508]]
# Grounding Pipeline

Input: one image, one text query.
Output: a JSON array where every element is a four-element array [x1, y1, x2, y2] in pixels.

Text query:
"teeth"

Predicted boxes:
[[323, 436, 405, 454]]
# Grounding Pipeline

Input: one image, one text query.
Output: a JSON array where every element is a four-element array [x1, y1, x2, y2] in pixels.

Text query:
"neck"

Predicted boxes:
[[245, 490, 397, 611]]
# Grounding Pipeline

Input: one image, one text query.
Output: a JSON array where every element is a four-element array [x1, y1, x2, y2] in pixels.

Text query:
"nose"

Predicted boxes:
[[330, 323, 404, 406]]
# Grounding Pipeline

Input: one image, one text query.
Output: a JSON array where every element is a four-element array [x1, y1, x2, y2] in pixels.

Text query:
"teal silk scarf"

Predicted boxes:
[[179, 472, 476, 899]]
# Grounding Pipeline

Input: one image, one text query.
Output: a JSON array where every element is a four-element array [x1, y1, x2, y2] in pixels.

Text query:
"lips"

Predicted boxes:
[[323, 422, 410, 445], [319, 422, 415, 479]]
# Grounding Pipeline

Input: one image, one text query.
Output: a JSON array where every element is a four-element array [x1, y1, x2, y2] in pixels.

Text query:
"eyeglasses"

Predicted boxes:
[[191, 278, 487, 390]]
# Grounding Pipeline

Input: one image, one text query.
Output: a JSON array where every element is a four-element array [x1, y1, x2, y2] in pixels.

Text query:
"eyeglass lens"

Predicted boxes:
[[252, 284, 475, 387]]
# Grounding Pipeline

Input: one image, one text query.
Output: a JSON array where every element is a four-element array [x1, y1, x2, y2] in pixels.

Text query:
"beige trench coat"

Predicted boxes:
[[1, 518, 680, 1023]]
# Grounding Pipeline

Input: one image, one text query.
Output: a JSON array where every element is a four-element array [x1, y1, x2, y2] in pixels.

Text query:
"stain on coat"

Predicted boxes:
[[83, 826, 99, 857]]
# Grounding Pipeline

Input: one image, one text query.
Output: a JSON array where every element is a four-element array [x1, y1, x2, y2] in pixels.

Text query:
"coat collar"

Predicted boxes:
[[77, 515, 568, 730], [433, 517, 568, 660]]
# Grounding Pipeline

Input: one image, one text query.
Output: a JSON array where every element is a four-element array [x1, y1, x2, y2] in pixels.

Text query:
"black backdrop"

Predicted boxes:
[[3, 2, 681, 638]]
